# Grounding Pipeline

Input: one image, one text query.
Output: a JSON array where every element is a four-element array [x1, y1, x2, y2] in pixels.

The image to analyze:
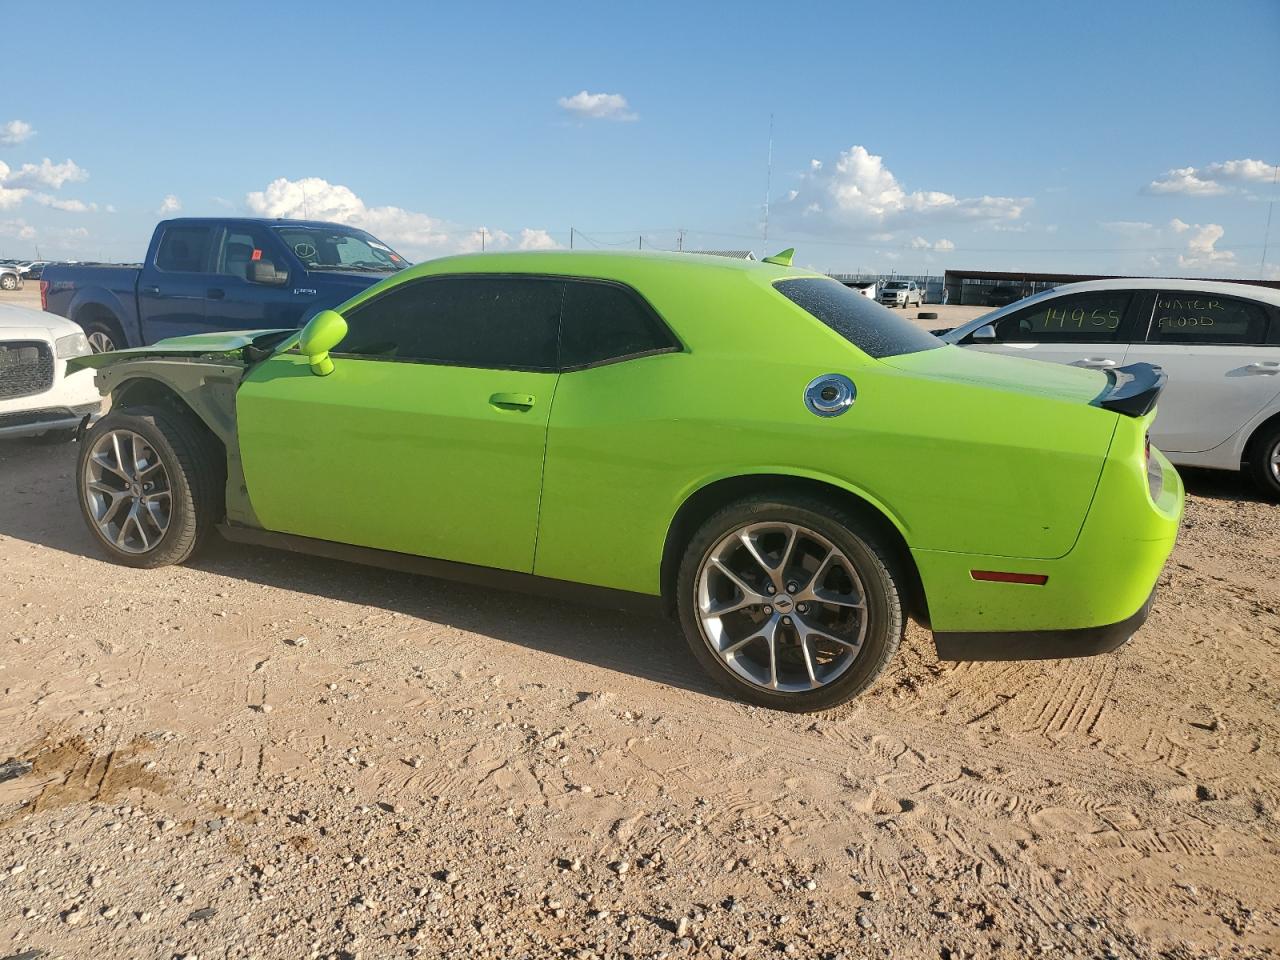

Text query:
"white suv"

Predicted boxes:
[[0, 301, 102, 441], [940, 278, 1280, 497]]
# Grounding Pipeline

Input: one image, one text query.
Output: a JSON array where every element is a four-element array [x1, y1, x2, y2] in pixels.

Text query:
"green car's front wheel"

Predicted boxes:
[[77, 405, 223, 568], [677, 495, 904, 711]]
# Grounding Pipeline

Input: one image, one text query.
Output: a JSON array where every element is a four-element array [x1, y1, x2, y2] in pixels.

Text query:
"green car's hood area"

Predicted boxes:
[[880, 344, 1108, 405], [66, 329, 296, 373]]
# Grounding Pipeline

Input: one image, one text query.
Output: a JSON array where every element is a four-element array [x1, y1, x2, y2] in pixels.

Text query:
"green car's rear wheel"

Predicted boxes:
[[77, 405, 222, 568], [677, 495, 904, 711]]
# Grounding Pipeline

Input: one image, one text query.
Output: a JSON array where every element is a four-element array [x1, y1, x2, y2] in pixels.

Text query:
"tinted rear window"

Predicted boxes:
[[774, 278, 941, 358], [559, 279, 679, 368]]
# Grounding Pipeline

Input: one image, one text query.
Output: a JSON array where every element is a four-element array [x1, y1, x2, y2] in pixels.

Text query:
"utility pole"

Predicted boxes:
[[569, 227, 574, 250], [1261, 161, 1279, 276], [638, 235, 643, 250], [763, 112, 773, 250], [480, 228, 485, 252], [677, 228, 685, 252]]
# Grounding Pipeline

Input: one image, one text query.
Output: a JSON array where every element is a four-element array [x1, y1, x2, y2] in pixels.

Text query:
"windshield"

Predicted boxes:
[[885, 282, 908, 289], [775, 278, 942, 359], [272, 225, 408, 272]]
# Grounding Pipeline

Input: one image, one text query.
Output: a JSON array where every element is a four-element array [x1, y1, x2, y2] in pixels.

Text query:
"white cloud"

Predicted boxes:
[[3, 157, 88, 190], [457, 227, 513, 253], [787, 145, 1027, 228], [0, 120, 34, 146], [0, 162, 25, 208], [1147, 166, 1227, 196], [1203, 159, 1277, 184], [909, 235, 954, 252], [246, 176, 452, 257], [1147, 158, 1276, 196], [517, 228, 560, 250], [158, 194, 182, 215], [1177, 221, 1235, 270], [557, 91, 637, 122], [0, 218, 36, 240], [33, 193, 96, 212]]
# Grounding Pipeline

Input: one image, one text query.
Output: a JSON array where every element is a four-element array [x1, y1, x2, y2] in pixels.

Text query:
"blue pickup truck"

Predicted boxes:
[[42, 218, 408, 352]]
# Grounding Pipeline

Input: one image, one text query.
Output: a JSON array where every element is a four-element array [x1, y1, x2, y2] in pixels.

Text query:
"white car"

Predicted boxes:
[[0, 301, 102, 441], [1, 264, 23, 291], [878, 280, 923, 308], [940, 278, 1280, 497]]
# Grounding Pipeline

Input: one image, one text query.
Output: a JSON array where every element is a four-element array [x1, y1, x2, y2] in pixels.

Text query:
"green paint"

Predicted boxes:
[[77, 250, 1182, 638], [298, 310, 347, 377]]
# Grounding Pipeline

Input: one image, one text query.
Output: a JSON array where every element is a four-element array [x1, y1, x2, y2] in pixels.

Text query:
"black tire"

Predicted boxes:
[[918, 311, 938, 321], [0, 274, 17, 291], [676, 494, 905, 712], [1246, 421, 1280, 501], [79, 315, 124, 354], [76, 404, 223, 568]]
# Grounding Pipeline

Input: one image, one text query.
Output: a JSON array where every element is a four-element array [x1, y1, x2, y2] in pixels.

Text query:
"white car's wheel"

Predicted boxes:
[[0, 274, 17, 291]]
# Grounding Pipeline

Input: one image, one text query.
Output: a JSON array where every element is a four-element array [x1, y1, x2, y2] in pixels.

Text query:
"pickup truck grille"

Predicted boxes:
[[0, 341, 54, 400]]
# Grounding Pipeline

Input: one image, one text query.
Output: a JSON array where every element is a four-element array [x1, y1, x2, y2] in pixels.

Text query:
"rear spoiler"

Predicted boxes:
[[1091, 362, 1166, 418]]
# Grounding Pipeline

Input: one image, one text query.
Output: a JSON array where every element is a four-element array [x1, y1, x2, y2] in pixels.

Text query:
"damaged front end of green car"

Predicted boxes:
[[67, 328, 300, 528]]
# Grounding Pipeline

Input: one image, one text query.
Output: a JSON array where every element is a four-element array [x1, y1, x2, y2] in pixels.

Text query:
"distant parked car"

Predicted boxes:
[[42, 217, 409, 352], [1, 264, 23, 292], [19, 261, 50, 280], [941, 278, 1280, 497], [0, 300, 100, 441], [986, 284, 1025, 307], [878, 280, 922, 308]]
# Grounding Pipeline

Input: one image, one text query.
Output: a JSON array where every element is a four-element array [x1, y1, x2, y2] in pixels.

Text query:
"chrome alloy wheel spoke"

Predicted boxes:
[[84, 429, 173, 555], [697, 520, 868, 694]]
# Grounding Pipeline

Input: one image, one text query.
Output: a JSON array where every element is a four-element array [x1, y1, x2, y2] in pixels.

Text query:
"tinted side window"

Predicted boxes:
[[993, 291, 1132, 343], [775, 278, 941, 358], [155, 226, 213, 273], [338, 277, 563, 371], [559, 280, 678, 368], [215, 226, 274, 281], [1146, 292, 1268, 345]]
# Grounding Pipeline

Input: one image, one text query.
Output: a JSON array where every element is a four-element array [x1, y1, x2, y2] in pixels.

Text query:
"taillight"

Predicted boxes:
[[39, 280, 48, 311], [1145, 432, 1164, 501]]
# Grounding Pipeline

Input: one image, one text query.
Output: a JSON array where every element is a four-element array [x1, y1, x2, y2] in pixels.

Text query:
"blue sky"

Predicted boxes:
[[2, 0, 1277, 278]]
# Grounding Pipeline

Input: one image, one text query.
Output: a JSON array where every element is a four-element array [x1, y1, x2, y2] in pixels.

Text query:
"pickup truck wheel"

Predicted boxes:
[[77, 405, 222, 568], [1246, 421, 1280, 501], [81, 321, 122, 354], [676, 495, 904, 712]]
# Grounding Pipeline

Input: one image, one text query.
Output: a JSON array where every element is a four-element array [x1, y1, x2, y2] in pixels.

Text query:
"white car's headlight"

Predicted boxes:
[[55, 332, 91, 359]]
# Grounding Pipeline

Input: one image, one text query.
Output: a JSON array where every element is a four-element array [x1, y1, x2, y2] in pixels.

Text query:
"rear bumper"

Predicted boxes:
[[912, 443, 1182, 649], [933, 589, 1154, 661]]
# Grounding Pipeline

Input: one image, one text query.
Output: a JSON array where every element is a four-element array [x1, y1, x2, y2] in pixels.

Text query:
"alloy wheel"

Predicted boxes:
[[1270, 437, 1280, 484], [83, 429, 172, 554], [695, 521, 868, 693], [87, 331, 116, 354]]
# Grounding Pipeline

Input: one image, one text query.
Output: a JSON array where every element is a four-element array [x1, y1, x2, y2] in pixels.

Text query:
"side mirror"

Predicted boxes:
[[970, 324, 997, 342], [298, 309, 348, 376], [249, 259, 288, 286]]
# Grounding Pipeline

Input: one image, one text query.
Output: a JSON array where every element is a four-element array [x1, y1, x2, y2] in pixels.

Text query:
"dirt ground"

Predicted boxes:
[[1, 292, 1279, 960]]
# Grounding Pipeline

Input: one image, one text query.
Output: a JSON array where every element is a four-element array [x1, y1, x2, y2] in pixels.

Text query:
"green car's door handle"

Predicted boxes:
[[489, 392, 536, 411]]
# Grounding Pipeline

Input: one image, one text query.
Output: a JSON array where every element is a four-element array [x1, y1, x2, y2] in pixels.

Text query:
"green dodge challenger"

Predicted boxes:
[[70, 250, 1183, 711]]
